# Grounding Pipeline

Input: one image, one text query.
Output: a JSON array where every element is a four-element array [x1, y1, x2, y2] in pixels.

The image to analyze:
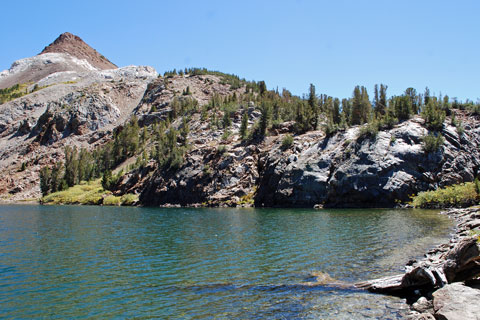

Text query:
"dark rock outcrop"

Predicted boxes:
[[255, 117, 480, 208], [133, 142, 259, 207]]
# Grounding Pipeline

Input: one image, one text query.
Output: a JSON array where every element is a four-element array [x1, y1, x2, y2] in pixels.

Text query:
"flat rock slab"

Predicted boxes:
[[433, 283, 480, 320]]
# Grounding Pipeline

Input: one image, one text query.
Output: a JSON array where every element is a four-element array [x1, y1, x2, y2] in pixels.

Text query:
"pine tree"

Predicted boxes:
[[422, 99, 446, 131], [351, 86, 371, 125], [50, 162, 63, 193], [258, 81, 267, 95], [405, 87, 418, 114], [77, 148, 91, 182], [240, 110, 249, 140], [222, 107, 232, 128], [272, 101, 281, 122], [342, 98, 351, 125], [379, 84, 388, 116], [360, 86, 372, 123], [64, 146, 79, 187], [393, 95, 413, 121], [259, 101, 272, 137], [40, 166, 51, 196], [424, 87, 431, 105], [332, 98, 341, 124], [308, 84, 318, 129], [180, 117, 189, 145], [351, 86, 361, 125], [102, 169, 113, 191], [374, 84, 387, 116]]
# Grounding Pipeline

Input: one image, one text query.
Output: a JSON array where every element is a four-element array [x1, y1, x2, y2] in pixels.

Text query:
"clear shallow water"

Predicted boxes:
[[0, 205, 452, 319]]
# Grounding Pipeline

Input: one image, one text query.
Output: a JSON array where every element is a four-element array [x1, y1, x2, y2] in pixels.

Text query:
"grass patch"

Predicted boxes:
[[411, 182, 479, 208], [0, 82, 53, 104], [41, 179, 139, 206], [41, 179, 105, 205], [103, 195, 122, 206], [238, 187, 257, 206], [120, 194, 138, 206], [0, 83, 30, 104]]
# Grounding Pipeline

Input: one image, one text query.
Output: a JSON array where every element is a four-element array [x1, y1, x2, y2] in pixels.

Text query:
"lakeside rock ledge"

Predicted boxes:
[[355, 207, 480, 319]]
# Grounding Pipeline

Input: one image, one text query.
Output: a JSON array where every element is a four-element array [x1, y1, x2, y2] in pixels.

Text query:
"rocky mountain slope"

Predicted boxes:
[[1, 33, 479, 207], [0, 33, 156, 201]]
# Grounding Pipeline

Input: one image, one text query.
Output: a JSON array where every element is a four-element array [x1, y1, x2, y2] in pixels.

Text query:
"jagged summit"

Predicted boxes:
[[40, 32, 117, 70]]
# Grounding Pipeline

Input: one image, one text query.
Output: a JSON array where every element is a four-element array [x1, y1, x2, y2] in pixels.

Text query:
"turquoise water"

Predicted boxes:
[[0, 205, 451, 319]]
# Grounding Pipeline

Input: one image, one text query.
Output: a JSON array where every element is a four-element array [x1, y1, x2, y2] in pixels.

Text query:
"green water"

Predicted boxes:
[[0, 205, 452, 319]]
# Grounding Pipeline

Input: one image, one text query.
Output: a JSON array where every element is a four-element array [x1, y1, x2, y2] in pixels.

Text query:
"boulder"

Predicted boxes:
[[432, 283, 480, 320], [412, 297, 433, 313]]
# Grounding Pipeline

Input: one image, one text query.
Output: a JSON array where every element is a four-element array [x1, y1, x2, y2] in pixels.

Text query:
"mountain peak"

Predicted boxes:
[[51, 32, 82, 43], [40, 32, 117, 70]]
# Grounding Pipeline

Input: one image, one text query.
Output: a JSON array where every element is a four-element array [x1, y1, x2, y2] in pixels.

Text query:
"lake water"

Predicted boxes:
[[0, 205, 452, 319]]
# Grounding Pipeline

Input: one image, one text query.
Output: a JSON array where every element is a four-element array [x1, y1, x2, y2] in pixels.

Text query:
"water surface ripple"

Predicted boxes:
[[0, 205, 452, 319]]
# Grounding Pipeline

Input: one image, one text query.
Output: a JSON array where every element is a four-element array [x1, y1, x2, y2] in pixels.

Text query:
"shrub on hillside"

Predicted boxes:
[[412, 182, 479, 208], [422, 100, 446, 131], [281, 134, 294, 150], [357, 120, 379, 141], [103, 195, 122, 206], [422, 133, 444, 153]]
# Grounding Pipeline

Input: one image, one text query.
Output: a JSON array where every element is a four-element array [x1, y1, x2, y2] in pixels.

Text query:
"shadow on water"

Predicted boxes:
[[171, 281, 362, 294]]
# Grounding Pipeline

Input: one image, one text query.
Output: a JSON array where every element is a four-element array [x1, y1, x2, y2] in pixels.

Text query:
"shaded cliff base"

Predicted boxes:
[[356, 207, 480, 319]]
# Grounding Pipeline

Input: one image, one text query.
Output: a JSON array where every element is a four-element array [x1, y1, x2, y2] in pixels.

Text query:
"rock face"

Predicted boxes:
[[255, 116, 480, 208], [432, 283, 480, 320], [115, 74, 259, 207], [40, 32, 117, 70], [137, 142, 259, 207]]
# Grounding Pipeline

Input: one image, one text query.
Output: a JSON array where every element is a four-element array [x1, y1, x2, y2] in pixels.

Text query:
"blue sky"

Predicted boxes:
[[1, 0, 478, 101]]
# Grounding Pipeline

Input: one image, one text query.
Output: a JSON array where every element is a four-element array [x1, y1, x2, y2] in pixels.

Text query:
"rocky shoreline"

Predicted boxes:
[[356, 207, 480, 319]]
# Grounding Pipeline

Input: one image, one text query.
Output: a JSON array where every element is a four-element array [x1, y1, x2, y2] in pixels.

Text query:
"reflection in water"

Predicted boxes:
[[0, 205, 451, 319]]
